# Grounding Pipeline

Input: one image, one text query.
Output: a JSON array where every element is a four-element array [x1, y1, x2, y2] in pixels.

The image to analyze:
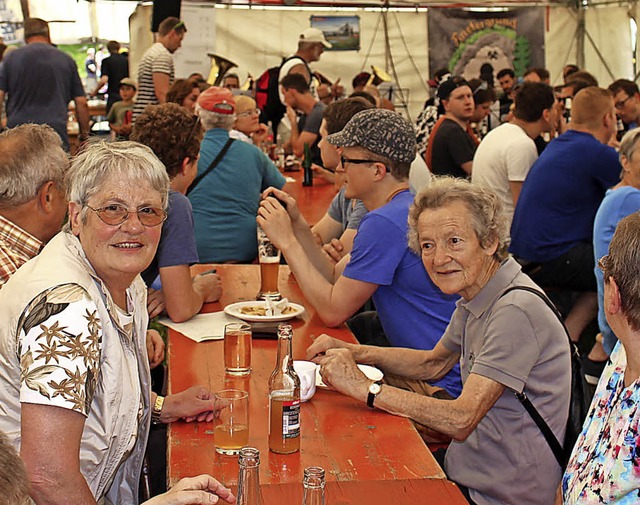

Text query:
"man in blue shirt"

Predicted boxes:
[[510, 86, 620, 341], [258, 109, 461, 397], [0, 18, 89, 150]]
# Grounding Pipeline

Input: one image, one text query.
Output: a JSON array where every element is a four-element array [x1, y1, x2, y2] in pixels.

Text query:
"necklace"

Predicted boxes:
[[386, 187, 409, 203]]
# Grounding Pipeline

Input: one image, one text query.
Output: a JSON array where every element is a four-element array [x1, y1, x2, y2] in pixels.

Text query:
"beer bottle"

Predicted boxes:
[[302, 142, 313, 187], [237, 447, 262, 505], [301, 467, 325, 505], [268, 323, 301, 454]]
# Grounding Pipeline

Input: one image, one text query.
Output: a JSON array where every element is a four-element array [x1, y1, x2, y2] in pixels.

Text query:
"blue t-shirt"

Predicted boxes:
[[0, 42, 84, 147], [593, 186, 640, 355], [510, 130, 621, 262], [327, 187, 367, 231], [343, 190, 461, 397], [189, 129, 286, 263], [142, 190, 199, 286]]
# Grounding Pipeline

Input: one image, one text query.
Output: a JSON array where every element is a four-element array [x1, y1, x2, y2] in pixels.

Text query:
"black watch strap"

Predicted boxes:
[[367, 380, 383, 408]]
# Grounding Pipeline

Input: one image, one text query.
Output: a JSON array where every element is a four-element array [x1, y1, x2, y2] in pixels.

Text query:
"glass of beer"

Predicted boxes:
[[224, 323, 252, 376], [214, 389, 249, 455], [257, 226, 281, 300]]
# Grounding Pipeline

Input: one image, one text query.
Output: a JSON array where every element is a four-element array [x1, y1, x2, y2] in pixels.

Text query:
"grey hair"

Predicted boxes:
[[196, 104, 235, 131], [0, 433, 29, 505], [64, 141, 169, 225], [0, 124, 68, 207], [408, 176, 509, 262], [619, 127, 640, 164]]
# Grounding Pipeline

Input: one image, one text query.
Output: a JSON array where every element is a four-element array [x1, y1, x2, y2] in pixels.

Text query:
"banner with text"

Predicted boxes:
[[428, 8, 544, 84]]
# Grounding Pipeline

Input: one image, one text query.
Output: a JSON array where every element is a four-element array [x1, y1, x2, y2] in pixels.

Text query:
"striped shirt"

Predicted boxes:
[[133, 42, 174, 119], [0, 215, 42, 288]]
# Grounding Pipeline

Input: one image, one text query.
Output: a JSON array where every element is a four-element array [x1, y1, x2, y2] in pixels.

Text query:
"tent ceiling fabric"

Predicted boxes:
[[13, 1, 637, 118]]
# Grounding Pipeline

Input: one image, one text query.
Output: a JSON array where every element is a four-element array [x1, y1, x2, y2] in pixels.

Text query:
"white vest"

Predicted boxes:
[[0, 232, 151, 504]]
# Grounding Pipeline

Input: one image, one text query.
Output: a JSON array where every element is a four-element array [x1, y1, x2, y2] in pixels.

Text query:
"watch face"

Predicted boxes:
[[369, 382, 381, 395]]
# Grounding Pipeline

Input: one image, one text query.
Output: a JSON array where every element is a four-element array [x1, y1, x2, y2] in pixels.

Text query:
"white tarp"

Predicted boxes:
[[27, 0, 136, 43], [5, 1, 637, 118]]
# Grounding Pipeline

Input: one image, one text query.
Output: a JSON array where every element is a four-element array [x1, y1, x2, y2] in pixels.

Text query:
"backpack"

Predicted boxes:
[[255, 65, 285, 126], [255, 56, 312, 132], [499, 285, 591, 470]]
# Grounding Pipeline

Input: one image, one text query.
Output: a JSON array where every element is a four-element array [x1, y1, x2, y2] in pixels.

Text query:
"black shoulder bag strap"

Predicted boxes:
[[186, 138, 234, 196], [499, 285, 567, 467]]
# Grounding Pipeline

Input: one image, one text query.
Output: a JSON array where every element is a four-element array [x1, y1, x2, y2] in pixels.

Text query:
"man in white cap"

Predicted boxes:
[[278, 27, 332, 104]]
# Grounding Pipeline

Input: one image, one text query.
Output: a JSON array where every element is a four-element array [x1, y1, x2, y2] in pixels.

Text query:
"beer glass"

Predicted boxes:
[[224, 323, 252, 375], [214, 389, 249, 455], [257, 226, 281, 300]]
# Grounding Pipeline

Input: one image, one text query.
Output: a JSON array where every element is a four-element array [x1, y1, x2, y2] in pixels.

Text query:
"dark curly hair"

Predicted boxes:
[[130, 103, 203, 179]]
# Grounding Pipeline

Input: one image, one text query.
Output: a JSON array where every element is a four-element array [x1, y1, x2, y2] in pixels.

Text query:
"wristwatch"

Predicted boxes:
[[367, 380, 383, 408], [151, 395, 165, 424]]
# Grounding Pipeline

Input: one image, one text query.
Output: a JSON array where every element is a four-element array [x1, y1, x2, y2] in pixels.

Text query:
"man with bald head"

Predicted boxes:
[[510, 87, 620, 341], [0, 124, 68, 287]]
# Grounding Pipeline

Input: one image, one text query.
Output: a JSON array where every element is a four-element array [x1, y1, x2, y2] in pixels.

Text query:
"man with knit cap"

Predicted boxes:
[[258, 109, 461, 398], [189, 87, 286, 263]]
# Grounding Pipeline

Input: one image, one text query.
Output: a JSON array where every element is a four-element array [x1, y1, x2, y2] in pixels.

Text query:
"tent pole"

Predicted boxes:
[[20, 0, 29, 19], [576, 3, 585, 69]]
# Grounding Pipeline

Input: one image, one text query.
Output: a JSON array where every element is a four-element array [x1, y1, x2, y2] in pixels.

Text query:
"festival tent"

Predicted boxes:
[[2, 0, 637, 119]]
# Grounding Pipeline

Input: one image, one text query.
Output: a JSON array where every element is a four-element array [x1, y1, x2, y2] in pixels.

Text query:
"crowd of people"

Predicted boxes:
[[1, 13, 640, 505]]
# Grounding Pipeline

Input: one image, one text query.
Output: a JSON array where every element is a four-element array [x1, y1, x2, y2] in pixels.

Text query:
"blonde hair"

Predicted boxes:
[[571, 87, 613, 129]]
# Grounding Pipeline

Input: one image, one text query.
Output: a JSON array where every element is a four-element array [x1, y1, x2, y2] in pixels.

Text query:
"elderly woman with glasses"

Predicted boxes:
[[0, 141, 227, 504], [562, 212, 640, 503], [307, 177, 571, 505], [230, 95, 270, 146]]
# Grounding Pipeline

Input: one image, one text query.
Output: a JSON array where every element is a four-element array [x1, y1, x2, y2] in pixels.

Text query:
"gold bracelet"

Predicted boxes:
[[151, 395, 165, 424]]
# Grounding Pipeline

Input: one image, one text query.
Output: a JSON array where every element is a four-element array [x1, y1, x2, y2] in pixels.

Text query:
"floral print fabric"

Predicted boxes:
[[563, 343, 640, 504], [18, 283, 101, 416]]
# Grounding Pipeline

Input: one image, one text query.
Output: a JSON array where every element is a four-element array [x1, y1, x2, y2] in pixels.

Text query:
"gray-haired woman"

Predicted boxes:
[[0, 141, 229, 504], [306, 176, 571, 504]]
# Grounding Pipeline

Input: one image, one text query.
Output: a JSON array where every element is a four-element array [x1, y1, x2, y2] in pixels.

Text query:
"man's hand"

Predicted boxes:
[[257, 191, 301, 251], [193, 272, 222, 303], [161, 386, 227, 424], [286, 105, 298, 125], [316, 348, 369, 399], [143, 474, 236, 505], [148, 287, 166, 318], [322, 238, 346, 264], [261, 187, 301, 222], [146, 330, 165, 369]]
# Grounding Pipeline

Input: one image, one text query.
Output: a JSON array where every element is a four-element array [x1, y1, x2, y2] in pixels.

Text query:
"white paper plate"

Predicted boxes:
[[316, 364, 384, 388], [224, 301, 305, 322]]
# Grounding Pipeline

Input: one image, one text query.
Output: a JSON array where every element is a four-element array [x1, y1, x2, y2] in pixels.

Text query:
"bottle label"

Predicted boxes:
[[282, 399, 300, 438]]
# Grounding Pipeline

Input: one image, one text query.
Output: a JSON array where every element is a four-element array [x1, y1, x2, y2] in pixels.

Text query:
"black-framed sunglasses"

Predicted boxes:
[[340, 155, 389, 172], [87, 204, 167, 227]]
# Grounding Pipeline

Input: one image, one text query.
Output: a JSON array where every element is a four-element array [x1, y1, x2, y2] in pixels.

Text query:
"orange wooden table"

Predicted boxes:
[[167, 265, 467, 504]]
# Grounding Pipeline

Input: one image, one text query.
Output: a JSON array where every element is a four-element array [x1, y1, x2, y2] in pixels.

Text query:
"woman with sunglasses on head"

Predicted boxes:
[[131, 103, 222, 323], [0, 141, 228, 504]]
